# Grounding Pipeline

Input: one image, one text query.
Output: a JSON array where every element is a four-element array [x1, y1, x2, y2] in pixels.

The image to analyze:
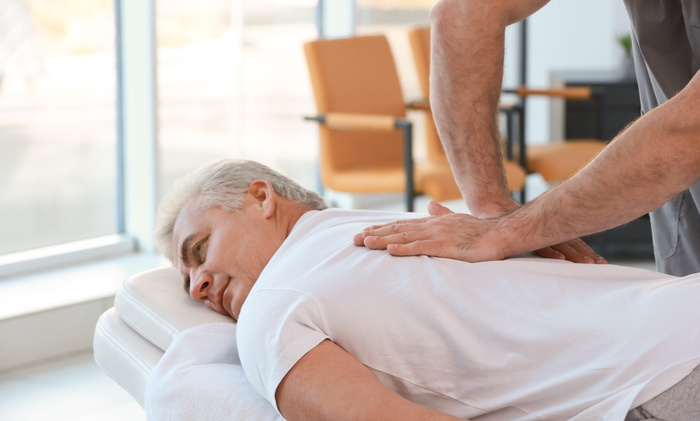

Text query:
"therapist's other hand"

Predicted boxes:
[[353, 200, 607, 264]]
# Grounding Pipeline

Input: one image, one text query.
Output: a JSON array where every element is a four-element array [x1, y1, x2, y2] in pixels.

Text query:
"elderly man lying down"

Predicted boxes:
[[154, 159, 700, 421]]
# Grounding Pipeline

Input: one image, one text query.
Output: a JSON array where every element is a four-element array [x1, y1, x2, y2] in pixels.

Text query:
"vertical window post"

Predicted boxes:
[[316, 0, 355, 38], [115, 0, 159, 253]]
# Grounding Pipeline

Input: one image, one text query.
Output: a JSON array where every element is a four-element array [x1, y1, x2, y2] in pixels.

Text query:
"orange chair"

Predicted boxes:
[[408, 26, 605, 190], [303, 34, 468, 212], [504, 86, 608, 183]]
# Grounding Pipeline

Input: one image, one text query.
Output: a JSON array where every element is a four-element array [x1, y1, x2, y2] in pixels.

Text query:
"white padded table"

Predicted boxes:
[[93, 267, 233, 407]]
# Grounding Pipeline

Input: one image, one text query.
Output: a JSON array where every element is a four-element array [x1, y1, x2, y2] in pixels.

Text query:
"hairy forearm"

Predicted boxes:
[[430, 0, 509, 217], [430, 0, 549, 218], [495, 75, 700, 257]]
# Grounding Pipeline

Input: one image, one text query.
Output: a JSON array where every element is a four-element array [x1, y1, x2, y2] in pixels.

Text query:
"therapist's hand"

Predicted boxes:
[[353, 200, 607, 264]]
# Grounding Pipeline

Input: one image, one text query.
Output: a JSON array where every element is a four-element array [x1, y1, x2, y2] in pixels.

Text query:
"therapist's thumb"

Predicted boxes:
[[427, 200, 453, 216]]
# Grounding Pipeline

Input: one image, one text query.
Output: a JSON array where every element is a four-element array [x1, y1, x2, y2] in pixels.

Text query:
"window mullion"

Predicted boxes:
[[115, 0, 159, 253]]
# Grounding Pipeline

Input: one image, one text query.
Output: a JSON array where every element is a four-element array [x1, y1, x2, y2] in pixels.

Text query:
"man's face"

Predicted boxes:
[[171, 196, 279, 320]]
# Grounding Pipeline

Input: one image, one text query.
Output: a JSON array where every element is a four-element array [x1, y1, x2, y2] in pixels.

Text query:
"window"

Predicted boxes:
[[156, 0, 319, 198], [0, 0, 118, 255], [357, 0, 434, 96]]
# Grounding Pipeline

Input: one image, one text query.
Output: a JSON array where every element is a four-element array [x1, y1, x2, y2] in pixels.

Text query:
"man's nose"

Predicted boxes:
[[189, 269, 213, 301]]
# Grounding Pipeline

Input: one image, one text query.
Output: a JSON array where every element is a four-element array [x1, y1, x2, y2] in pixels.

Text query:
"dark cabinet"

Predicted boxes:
[[551, 70, 653, 259], [552, 70, 641, 141]]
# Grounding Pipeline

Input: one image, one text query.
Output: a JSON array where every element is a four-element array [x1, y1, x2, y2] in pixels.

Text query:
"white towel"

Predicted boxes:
[[145, 322, 282, 421]]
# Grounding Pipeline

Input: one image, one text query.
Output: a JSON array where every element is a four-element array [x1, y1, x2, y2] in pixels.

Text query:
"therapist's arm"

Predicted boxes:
[[276, 340, 465, 421], [355, 0, 603, 263], [355, 69, 700, 263], [430, 0, 549, 218]]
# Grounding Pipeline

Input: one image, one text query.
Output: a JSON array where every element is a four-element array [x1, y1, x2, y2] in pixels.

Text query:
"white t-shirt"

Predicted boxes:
[[237, 209, 700, 420]]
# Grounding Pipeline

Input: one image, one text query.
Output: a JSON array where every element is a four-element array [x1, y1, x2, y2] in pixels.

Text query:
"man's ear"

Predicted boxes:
[[247, 180, 276, 218]]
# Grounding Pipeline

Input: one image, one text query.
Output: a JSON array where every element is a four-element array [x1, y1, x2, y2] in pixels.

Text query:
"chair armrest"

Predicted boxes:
[[407, 98, 519, 112], [305, 113, 401, 131], [406, 98, 431, 111], [304, 113, 416, 212], [507, 86, 593, 101]]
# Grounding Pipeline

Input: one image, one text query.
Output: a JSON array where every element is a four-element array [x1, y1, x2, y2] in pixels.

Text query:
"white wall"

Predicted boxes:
[[503, 0, 631, 143]]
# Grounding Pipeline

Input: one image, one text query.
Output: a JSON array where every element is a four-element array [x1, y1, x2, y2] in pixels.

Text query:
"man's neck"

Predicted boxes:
[[276, 199, 318, 239]]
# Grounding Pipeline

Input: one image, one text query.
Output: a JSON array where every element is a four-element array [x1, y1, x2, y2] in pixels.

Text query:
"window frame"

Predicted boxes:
[[0, 0, 158, 279]]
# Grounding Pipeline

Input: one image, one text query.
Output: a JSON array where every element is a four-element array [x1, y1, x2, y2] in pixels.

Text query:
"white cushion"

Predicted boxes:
[[114, 267, 233, 351]]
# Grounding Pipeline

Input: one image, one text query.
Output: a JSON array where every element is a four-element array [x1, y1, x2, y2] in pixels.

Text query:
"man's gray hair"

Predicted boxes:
[[154, 159, 327, 263]]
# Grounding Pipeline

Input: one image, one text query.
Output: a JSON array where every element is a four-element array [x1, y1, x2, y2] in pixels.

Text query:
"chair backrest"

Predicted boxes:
[[408, 26, 448, 164], [408, 26, 431, 99], [304, 35, 406, 177]]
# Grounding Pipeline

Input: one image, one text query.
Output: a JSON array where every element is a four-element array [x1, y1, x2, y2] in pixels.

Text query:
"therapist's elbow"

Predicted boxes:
[[430, 0, 507, 30], [662, 73, 700, 146], [429, 0, 457, 25], [431, 0, 476, 26], [431, 0, 549, 28]]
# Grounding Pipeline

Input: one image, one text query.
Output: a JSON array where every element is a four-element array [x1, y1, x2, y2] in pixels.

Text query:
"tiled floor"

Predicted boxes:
[[0, 353, 145, 421]]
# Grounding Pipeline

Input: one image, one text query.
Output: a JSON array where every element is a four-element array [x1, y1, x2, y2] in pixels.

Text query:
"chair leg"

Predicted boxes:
[[515, 104, 527, 203], [396, 119, 414, 212], [502, 106, 527, 204]]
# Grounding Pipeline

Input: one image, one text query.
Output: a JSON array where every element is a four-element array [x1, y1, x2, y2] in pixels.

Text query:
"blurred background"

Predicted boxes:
[[0, 1, 645, 419], [0, 0, 632, 255]]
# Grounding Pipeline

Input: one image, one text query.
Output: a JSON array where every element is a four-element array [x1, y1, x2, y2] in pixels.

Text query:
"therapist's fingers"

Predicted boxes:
[[356, 221, 432, 249], [562, 238, 607, 264], [536, 238, 607, 264], [352, 201, 457, 247], [386, 239, 454, 258], [535, 246, 567, 261], [352, 217, 433, 246], [363, 230, 464, 259], [357, 213, 465, 250]]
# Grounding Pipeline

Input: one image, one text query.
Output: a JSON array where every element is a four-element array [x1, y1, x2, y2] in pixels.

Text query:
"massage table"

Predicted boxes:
[[93, 266, 283, 420]]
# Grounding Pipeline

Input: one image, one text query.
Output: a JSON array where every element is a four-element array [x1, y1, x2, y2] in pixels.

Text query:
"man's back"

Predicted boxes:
[[238, 209, 700, 420]]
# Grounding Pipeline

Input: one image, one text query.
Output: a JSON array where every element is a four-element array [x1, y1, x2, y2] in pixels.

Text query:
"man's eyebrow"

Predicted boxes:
[[179, 233, 195, 266], [179, 234, 194, 293]]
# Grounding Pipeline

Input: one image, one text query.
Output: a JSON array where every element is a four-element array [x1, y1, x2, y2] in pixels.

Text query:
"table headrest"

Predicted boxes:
[[115, 266, 233, 351]]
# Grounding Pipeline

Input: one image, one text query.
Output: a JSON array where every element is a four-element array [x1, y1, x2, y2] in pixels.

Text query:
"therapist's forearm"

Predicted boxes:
[[494, 73, 700, 258], [430, 0, 510, 218], [430, 0, 549, 218]]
